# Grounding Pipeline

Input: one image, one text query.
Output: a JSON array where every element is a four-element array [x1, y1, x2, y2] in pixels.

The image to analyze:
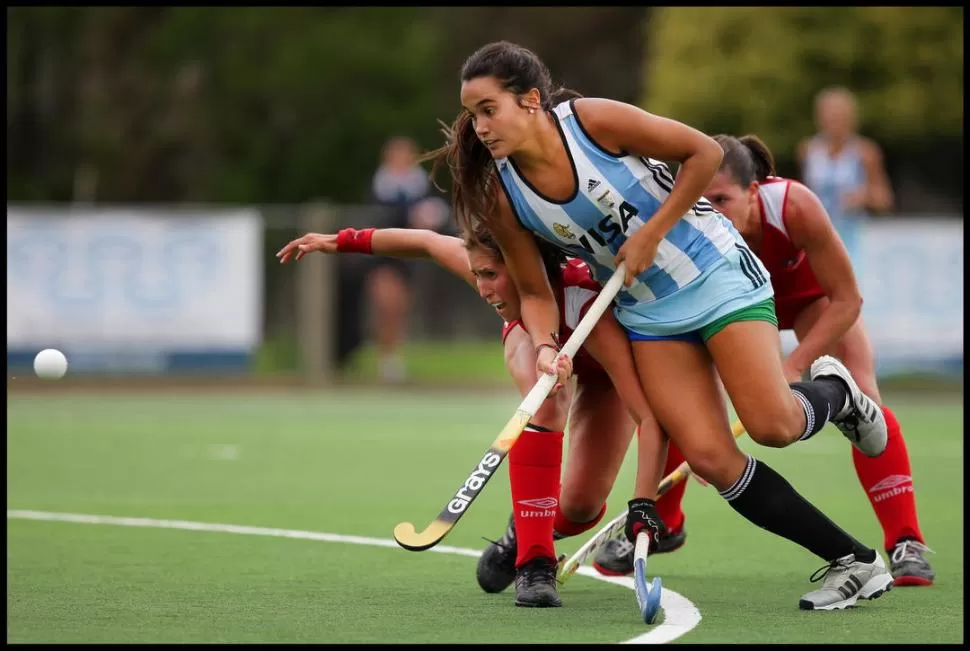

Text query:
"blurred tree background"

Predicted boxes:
[[647, 7, 964, 213], [7, 7, 963, 212]]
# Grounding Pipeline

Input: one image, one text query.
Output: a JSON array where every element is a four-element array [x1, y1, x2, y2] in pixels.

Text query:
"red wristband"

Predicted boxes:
[[336, 227, 376, 254]]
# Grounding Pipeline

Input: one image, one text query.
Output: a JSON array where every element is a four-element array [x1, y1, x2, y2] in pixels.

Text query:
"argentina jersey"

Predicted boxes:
[[494, 99, 773, 336]]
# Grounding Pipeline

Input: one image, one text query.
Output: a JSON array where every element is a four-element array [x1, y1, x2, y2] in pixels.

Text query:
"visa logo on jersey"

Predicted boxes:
[[559, 200, 640, 255]]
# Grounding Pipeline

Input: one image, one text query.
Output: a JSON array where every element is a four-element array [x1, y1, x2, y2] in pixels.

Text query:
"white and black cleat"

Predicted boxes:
[[799, 552, 893, 611], [810, 355, 887, 457]]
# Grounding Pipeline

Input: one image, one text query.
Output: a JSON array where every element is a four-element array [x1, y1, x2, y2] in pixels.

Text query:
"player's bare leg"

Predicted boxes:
[[633, 331, 891, 608]]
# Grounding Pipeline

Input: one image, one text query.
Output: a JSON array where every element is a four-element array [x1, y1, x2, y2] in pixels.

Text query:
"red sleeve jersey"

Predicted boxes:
[[756, 177, 827, 330], [501, 259, 607, 379]]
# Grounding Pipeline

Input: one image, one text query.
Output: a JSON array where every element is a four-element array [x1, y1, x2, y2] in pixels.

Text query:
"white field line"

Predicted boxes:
[[7, 509, 701, 644]]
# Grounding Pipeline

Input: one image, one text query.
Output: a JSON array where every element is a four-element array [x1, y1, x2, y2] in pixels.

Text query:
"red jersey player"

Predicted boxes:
[[277, 222, 685, 607], [699, 134, 933, 586]]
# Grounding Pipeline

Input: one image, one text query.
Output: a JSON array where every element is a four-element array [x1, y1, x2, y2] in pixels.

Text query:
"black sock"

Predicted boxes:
[[790, 379, 849, 441], [720, 456, 875, 563]]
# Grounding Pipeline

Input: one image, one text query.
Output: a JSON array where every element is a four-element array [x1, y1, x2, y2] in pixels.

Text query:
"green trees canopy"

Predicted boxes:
[[7, 8, 960, 210], [7, 7, 443, 203], [644, 7, 963, 208]]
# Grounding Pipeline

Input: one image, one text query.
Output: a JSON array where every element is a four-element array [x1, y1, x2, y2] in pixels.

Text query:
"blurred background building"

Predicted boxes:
[[7, 7, 964, 386]]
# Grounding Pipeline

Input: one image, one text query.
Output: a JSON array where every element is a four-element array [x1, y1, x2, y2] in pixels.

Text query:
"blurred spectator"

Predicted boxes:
[[365, 136, 448, 382], [797, 87, 894, 261]]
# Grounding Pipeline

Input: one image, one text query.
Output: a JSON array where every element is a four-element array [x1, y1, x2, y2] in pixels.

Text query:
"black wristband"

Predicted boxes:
[[535, 342, 559, 357], [535, 332, 561, 356]]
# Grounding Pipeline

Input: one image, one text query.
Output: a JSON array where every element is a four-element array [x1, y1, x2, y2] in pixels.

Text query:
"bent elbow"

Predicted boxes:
[[700, 136, 724, 170]]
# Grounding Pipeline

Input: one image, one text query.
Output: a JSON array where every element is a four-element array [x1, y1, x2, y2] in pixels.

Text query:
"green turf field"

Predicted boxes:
[[6, 390, 964, 643]]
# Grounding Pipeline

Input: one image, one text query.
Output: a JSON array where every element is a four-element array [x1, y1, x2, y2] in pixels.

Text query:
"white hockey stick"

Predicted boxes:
[[394, 262, 628, 551]]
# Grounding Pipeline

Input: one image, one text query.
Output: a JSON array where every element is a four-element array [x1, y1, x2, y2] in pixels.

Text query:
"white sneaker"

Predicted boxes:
[[799, 552, 894, 611], [810, 355, 887, 457]]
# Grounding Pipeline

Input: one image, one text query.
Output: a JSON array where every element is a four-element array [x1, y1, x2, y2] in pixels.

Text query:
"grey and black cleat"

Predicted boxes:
[[810, 355, 888, 457], [514, 556, 562, 608], [476, 513, 517, 594], [799, 552, 894, 610], [890, 539, 936, 587], [592, 526, 687, 577]]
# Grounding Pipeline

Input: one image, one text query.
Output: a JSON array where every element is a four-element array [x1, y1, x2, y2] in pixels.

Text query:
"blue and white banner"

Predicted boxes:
[[780, 217, 962, 377], [857, 218, 962, 376], [7, 207, 263, 373]]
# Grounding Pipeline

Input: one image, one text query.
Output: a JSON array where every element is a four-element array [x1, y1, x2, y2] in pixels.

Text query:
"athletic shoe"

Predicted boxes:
[[890, 539, 936, 587], [798, 552, 894, 610], [476, 514, 517, 594], [514, 556, 562, 607], [592, 526, 687, 576], [810, 355, 888, 457]]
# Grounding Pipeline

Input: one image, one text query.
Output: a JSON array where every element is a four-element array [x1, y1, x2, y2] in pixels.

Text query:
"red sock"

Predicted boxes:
[[655, 440, 686, 532], [852, 405, 926, 551], [509, 428, 564, 567], [553, 502, 607, 539]]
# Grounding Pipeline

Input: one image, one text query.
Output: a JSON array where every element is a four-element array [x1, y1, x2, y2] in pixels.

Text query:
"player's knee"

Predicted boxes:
[[558, 493, 604, 524], [559, 473, 609, 522], [681, 442, 737, 487], [740, 404, 804, 448], [745, 428, 793, 448]]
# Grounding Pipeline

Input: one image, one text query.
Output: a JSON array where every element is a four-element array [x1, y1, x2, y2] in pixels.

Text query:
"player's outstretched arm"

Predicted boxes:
[[276, 228, 475, 287]]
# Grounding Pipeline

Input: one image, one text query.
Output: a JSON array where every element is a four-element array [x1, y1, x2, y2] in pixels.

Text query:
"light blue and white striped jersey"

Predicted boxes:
[[802, 136, 867, 224], [801, 136, 867, 260], [495, 100, 749, 310]]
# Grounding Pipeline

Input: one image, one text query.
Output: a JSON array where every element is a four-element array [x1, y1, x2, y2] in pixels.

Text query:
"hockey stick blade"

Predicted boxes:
[[393, 263, 628, 552], [633, 531, 662, 625], [393, 408, 532, 551]]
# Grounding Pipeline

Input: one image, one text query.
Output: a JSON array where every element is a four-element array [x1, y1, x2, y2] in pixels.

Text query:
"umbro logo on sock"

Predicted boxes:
[[517, 497, 559, 510], [518, 496, 558, 518], [868, 475, 913, 493]]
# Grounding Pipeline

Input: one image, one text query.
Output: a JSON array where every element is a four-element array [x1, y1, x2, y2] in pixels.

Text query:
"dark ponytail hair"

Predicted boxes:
[[461, 217, 566, 289], [712, 134, 777, 187], [422, 41, 581, 236]]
